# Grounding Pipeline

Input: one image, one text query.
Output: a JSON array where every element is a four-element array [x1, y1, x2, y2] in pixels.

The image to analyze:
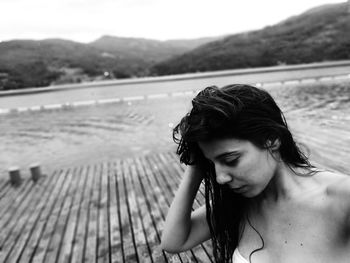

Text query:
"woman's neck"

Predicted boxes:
[[254, 163, 315, 205]]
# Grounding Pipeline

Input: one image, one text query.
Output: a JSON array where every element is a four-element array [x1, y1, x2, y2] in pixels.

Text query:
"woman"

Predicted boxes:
[[161, 84, 350, 263]]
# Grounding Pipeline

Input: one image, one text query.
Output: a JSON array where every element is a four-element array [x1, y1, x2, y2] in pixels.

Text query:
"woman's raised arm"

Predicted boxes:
[[160, 165, 211, 253]]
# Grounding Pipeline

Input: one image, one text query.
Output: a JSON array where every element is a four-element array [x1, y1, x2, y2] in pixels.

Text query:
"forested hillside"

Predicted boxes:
[[1, 2, 349, 90], [0, 36, 219, 90], [151, 2, 350, 75]]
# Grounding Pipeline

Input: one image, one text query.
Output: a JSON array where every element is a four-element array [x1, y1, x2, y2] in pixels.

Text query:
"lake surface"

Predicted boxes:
[[1, 79, 349, 180]]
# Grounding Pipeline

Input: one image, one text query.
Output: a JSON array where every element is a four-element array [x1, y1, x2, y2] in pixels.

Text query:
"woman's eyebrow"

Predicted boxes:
[[214, 151, 240, 160]]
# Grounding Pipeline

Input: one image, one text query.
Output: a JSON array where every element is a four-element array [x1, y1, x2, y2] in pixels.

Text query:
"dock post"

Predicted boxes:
[[9, 167, 22, 186], [30, 163, 42, 182]]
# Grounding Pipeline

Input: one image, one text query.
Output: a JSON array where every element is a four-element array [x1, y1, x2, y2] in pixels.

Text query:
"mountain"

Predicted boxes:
[[0, 36, 221, 90], [1, 1, 349, 90], [89, 35, 221, 64], [0, 38, 142, 90], [151, 2, 350, 75]]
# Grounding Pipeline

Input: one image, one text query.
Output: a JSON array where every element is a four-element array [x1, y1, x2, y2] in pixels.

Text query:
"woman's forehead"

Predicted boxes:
[[198, 138, 248, 158]]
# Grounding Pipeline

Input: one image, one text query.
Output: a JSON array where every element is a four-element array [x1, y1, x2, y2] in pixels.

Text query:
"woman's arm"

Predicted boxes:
[[160, 165, 211, 253]]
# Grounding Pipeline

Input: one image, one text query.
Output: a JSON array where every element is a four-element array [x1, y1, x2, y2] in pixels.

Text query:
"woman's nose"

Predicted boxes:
[[215, 170, 233, 185]]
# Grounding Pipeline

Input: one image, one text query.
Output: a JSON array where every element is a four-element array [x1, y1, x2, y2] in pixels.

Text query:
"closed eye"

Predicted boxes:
[[206, 156, 240, 167], [223, 157, 239, 166]]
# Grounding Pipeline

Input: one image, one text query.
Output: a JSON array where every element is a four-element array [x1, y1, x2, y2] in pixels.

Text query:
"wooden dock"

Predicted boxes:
[[0, 152, 214, 263], [0, 117, 349, 263]]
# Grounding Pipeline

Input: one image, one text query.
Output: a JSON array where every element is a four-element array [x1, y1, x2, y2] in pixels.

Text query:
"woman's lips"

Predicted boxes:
[[231, 186, 246, 193]]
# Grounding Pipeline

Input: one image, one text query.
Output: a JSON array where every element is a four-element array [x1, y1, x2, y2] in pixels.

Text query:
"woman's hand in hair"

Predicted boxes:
[[160, 165, 210, 253]]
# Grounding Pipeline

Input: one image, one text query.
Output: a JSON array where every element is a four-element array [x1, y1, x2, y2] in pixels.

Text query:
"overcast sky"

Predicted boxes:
[[0, 0, 346, 43]]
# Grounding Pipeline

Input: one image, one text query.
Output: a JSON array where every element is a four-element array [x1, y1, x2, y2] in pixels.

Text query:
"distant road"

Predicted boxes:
[[1, 60, 350, 109]]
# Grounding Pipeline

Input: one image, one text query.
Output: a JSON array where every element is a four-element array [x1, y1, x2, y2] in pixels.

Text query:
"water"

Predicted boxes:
[[0, 96, 190, 179], [1, 80, 349, 180]]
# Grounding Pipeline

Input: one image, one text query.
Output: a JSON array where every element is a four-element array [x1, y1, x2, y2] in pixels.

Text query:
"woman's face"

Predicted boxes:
[[198, 137, 279, 198]]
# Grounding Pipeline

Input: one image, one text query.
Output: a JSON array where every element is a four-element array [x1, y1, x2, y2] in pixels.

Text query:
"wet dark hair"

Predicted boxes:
[[173, 84, 314, 263]]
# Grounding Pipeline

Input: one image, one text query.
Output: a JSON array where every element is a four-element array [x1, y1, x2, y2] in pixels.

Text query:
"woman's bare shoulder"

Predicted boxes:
[[315, 170, 350, 214], [318, 170, 350, 231], [321, 170, 350, 197]]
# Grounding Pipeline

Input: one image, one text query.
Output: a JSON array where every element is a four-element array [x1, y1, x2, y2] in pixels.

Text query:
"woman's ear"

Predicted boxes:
[[267, 138, 281, 151]]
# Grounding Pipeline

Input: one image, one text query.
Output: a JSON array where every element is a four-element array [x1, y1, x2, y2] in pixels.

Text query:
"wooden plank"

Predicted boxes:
[[126, 158, 153, 263], [0, 177, 10, 189], [108, 161, 123, 263], [113, 159, 129, 263], [0, 178, 51, 261], [0, 180, 34, 229], [30, 168, 75, 263], [120, 159, 139, 263], [0, 179, 30, 255], [97, 162, 110, 262], [137, 156, 187, 263], [17, 170, 68, 262], [1, 170, 61, 262], [42, 166, 84, 263], [70, 165, 95, 263], [0, 178, 31, 216], [56, 165, 89, 263], [133, 157, 170, 263], [0, 181, 11, 202], [83, 163, 102, 262], [44, 167, 82, 263]]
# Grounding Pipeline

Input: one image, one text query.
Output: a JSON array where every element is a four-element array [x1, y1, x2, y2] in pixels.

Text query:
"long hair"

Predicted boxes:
[[173, 84, 314, 263]]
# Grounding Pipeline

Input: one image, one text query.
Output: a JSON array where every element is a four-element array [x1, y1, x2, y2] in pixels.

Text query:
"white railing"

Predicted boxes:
[[1, 60, 350, 97]]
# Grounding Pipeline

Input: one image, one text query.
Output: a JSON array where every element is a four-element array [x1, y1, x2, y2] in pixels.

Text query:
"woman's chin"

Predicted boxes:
[[237, 187, 259, 198]]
